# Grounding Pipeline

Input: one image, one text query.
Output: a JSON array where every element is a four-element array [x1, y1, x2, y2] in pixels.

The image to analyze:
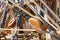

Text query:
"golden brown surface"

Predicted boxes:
[[28, 17, 48, 31]]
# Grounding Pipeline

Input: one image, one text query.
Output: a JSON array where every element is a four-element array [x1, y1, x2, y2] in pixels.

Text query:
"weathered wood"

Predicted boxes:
[[0, 29, 36, 31], [8, 0, 58, 31], [40, 0, 60, 21], [33, 1, 59, 29]]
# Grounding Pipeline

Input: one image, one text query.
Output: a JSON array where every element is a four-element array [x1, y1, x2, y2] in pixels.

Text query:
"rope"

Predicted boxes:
[[8, 0, 57, 31]]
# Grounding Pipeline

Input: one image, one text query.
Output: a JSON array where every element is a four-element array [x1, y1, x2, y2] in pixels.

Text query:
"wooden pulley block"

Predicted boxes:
[[3, 6, 16, 28], [28, 16, 48, 31], [28, 16, 42, 29]]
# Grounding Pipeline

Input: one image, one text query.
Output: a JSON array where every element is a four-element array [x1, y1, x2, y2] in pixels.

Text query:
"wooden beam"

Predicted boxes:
[[0, 29, 36, 31], [40, 0, 60, 21]]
